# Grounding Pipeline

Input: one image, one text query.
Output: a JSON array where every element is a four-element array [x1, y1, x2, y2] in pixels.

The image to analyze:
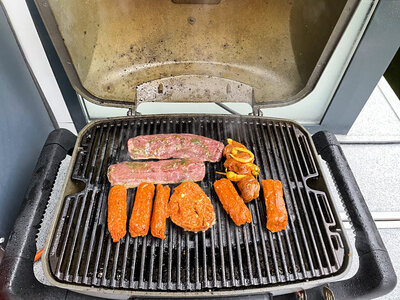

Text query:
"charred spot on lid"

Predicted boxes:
[[187, 16, 196, 25]]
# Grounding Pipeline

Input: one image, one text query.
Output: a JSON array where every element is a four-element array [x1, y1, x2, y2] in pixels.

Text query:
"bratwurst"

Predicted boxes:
[[129, 183, 155, 237], [214, 178, 252, 226]]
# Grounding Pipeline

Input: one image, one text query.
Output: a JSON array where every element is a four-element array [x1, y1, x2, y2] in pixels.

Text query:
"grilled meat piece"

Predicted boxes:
[[224, 157, 253, 175], [107, 185, 127, 242], [107, 159, 205, 188], [261, 179, 288, 232], [151, 184, 171, 239], [214, 178, 252, 226], [237, 175, 260, 203], [223, 140, 246, 158], [128, 133, 224, 162], [223, 140, 256, 175], [169, 182, 215, 232], [129, 182, 155, 237]]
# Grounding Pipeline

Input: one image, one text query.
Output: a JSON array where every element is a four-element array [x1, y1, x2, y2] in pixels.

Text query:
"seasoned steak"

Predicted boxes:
[[107, 159, 205, 188], [127, 133, 224, 162]]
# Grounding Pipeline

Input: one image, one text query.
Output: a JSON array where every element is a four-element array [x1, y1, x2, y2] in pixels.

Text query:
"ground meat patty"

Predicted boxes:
[[214, 178, 252, 226], [261, 179, 288, 232], [127, 134, 224, 162], [168, 182, 215, 232], [108, 159, 205, 188], [129, 183, 155, 237], [107, 185, 127, 243], [151, 184, 170, 239]]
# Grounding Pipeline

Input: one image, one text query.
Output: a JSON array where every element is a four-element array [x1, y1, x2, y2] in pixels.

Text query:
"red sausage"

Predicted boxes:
[[261, 180, 288, 232], [151, 184, 170, 239], [129, 182, 155, 237]]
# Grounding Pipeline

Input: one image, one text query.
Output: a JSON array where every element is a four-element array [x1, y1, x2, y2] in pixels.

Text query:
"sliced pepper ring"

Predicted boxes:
[[230, 147, 254, 163]]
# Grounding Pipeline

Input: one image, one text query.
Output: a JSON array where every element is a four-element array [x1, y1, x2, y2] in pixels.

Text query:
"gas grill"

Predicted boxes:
[[1, 117, 397, 299], [0, 0, 398, 299], [43, 116, 349, 297]]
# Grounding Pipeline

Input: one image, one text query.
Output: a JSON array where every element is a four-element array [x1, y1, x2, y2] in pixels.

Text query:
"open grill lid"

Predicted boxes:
[[35, 0, 357, 111]]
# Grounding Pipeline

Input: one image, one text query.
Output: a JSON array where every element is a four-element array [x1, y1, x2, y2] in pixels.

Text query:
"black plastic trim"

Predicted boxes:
[[308, 131, 397, 299], [0, 129, 78, 300], [0, 129, 396, 300]]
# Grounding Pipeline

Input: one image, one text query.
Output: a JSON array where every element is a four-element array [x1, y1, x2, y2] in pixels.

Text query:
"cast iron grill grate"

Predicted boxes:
[[48, 115, 348, 292]]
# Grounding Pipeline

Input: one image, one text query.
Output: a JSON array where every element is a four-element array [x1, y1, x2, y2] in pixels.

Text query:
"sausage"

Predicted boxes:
[[108, 185, 127, 242], [261, 180, 288, 232], [237, 175, 260, 203], [129, 182, 155, 237], [151, 184, 171, 239], [213, 178, 252, 226], [169, 182, 215, 232]]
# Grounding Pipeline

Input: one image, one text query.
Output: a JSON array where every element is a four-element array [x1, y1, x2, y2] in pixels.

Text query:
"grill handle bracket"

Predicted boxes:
[[308, 131, 397, 300]]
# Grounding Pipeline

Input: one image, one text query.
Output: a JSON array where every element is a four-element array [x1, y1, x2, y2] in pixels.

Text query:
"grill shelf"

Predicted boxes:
[[46, 115, 349, 294]]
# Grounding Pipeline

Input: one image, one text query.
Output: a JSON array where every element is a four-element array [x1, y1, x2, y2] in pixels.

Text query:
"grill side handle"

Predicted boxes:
[[0, 129, 76, 299], [309, 131, 397, 300]]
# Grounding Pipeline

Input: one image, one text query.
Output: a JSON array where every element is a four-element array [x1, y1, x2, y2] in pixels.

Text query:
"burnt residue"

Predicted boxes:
[[47, 0, 349, 105]]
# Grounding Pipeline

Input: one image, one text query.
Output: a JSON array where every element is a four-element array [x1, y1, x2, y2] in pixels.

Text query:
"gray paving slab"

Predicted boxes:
[[345, 85, 400, 137], [319, 144, 400, 214], [340, 144, 400, 212], [330, 81, 400, 213]]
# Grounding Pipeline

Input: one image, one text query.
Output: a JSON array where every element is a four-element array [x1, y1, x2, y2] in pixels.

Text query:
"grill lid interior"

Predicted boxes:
[[43, 115, 351, 297], [35, 0, 356, 109]]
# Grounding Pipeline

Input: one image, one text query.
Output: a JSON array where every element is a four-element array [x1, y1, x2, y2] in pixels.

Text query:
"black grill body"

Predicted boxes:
[[43, 115, 350, 296], [0, 119, 396, 300]]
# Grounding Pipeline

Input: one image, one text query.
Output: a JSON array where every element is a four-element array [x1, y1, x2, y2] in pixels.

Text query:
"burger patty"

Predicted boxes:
[[168, 182, 215, 232]]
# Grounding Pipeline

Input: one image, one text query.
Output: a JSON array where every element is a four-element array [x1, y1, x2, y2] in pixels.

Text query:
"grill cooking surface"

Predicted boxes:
[[47, 115, 349, 293]]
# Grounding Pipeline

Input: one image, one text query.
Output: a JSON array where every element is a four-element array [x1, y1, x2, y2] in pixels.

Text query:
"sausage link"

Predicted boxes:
[[151, 184, 171, 239], [108, 185, 127, 242], [237, 175, 260, 203], [261, 179, 288, 232], [129, 182, 155, 237], [214, 178, 251, 226]]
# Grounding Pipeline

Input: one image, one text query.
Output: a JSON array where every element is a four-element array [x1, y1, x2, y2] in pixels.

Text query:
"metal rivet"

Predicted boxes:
[[324, 286, 335, 300], [296, 290, 307, 300], [187, 17, 196, 25]]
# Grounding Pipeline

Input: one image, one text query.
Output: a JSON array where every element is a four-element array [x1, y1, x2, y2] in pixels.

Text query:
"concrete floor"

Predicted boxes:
[[333, 78, 400, 299]]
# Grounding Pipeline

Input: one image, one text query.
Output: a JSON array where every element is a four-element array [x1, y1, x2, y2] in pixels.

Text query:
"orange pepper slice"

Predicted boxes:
[[216, 171, 247, 182], [34, 248, 43, 262]]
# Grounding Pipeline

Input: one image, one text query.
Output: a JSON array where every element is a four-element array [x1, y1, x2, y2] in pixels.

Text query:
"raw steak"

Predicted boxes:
[[107, 159, 205, 188], [127, 134, 224, 162]]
